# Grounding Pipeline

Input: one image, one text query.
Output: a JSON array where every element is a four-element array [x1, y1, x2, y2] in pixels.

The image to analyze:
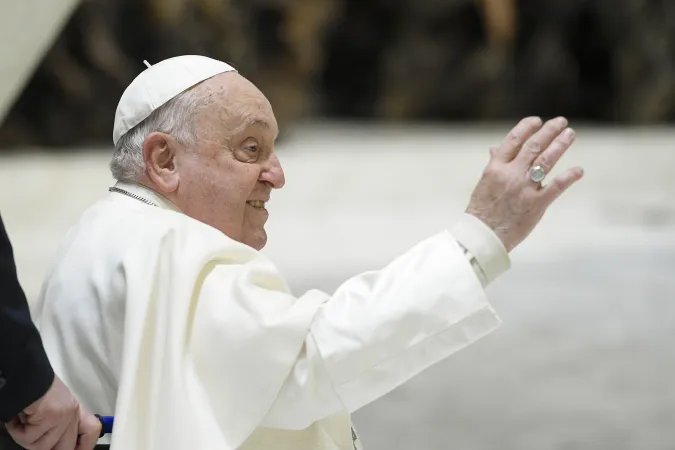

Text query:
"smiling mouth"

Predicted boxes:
[[246, 200, 266, 209]]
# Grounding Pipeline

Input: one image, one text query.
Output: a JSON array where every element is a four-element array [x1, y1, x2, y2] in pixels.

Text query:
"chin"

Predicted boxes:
[[243, 229, 268, 251]]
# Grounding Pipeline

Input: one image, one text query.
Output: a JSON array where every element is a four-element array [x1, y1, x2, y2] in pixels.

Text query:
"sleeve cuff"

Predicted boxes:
[[0, 335, 55, 421], [451, 213, 511, 285]]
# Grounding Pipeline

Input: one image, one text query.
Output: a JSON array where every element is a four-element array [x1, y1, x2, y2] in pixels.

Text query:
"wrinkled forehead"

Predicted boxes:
[[196, 73, 278, 138]]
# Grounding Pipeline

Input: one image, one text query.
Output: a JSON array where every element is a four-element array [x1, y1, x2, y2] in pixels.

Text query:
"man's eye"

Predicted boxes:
[[246, 145, 259, 152]]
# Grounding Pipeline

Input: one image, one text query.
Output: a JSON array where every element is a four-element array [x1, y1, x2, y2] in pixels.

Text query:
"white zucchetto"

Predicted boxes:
[[113, 55, 237, 145]]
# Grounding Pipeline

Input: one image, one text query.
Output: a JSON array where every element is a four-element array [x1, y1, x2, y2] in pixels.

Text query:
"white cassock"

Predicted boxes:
[[34, 181, 510, 450]]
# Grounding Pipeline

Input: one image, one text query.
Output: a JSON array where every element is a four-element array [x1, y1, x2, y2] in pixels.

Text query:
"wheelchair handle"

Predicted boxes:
[[95, 415, 115, 436]]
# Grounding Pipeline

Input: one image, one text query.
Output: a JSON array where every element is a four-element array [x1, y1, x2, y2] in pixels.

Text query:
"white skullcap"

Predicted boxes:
[[112, 55, 237, 145]]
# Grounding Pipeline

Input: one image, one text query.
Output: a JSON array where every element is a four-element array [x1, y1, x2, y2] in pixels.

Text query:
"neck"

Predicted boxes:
[[137, 175, 180, 205], [113, 179, 183, 213]]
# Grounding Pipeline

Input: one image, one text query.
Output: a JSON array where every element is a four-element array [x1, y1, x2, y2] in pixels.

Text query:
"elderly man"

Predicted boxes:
[[33, 55, 582, 450]]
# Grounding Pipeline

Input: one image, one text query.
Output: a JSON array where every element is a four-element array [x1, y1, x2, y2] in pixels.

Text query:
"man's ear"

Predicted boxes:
[[143, 132, 180, 193]]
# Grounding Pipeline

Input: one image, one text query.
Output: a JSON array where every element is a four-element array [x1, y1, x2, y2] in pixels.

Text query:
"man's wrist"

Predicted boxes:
[[0, 336, 55, 421], [452, 213, 511, 286]]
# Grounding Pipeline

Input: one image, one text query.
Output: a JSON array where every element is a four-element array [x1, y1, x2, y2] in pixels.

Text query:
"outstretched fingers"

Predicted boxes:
[[514, 116, 568, 168], [530, 127, 576, 177], [540, 166, 584, 205], [493, 116, 543, 162]]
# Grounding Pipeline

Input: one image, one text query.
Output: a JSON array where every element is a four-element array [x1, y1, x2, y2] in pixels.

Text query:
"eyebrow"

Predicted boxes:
[[240, 117, 279, 139], [244, 118, 270, 129]]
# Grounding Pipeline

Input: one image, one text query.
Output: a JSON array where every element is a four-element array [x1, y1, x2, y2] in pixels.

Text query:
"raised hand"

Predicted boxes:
[[465, 116, 584, 252]]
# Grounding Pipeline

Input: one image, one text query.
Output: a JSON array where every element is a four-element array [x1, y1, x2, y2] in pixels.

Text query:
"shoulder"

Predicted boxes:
[[157, 211, 261, 263], [110, 205, 261, 264], [55, 197, 261, 272]]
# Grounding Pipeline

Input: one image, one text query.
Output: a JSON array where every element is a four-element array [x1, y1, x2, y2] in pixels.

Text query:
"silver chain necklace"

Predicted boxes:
[[109, 187, 158, 207]]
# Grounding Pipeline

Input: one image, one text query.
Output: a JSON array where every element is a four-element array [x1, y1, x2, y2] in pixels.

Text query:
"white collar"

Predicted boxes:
[[111, 181, 183, 214]]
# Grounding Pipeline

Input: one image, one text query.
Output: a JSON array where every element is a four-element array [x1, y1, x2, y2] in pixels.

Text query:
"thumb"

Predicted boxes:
[[22, 399, 41, 417]]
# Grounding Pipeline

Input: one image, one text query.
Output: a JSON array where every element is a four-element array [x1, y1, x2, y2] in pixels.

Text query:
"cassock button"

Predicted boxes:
[[0, 370, 6, 390]]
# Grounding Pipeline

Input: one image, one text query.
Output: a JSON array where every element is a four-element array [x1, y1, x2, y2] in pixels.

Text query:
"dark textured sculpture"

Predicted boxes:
[[0, 0, 674, 148]]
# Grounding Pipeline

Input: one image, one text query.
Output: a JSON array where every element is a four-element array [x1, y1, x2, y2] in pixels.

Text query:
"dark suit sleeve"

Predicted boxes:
[[0, 214, 54, 422]]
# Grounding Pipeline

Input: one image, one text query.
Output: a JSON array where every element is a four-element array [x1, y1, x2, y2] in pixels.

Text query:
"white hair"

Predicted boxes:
[[110, 89, 203, 182]]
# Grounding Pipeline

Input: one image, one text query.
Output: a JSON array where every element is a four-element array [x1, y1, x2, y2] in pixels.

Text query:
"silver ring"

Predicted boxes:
[[529, 165, 546, 183]]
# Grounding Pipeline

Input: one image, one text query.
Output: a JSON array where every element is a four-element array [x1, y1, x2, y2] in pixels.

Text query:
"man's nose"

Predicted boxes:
[[260, 153, 285, 189]]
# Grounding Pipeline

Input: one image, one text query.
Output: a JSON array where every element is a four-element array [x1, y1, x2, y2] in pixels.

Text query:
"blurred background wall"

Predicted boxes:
[[0, 1, 674, 449], [3, 0, 675, 146]]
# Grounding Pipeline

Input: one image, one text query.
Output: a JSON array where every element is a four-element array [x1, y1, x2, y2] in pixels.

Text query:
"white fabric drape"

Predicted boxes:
[[35, 182, 508, 449]]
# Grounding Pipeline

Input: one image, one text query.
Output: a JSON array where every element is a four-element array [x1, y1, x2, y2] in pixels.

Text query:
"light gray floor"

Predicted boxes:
[[1, 123, 674, 449]]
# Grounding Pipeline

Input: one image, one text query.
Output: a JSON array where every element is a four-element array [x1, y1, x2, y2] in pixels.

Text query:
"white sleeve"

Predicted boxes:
[[261, 228, 506, 429], [452, 213, 511, 287]]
